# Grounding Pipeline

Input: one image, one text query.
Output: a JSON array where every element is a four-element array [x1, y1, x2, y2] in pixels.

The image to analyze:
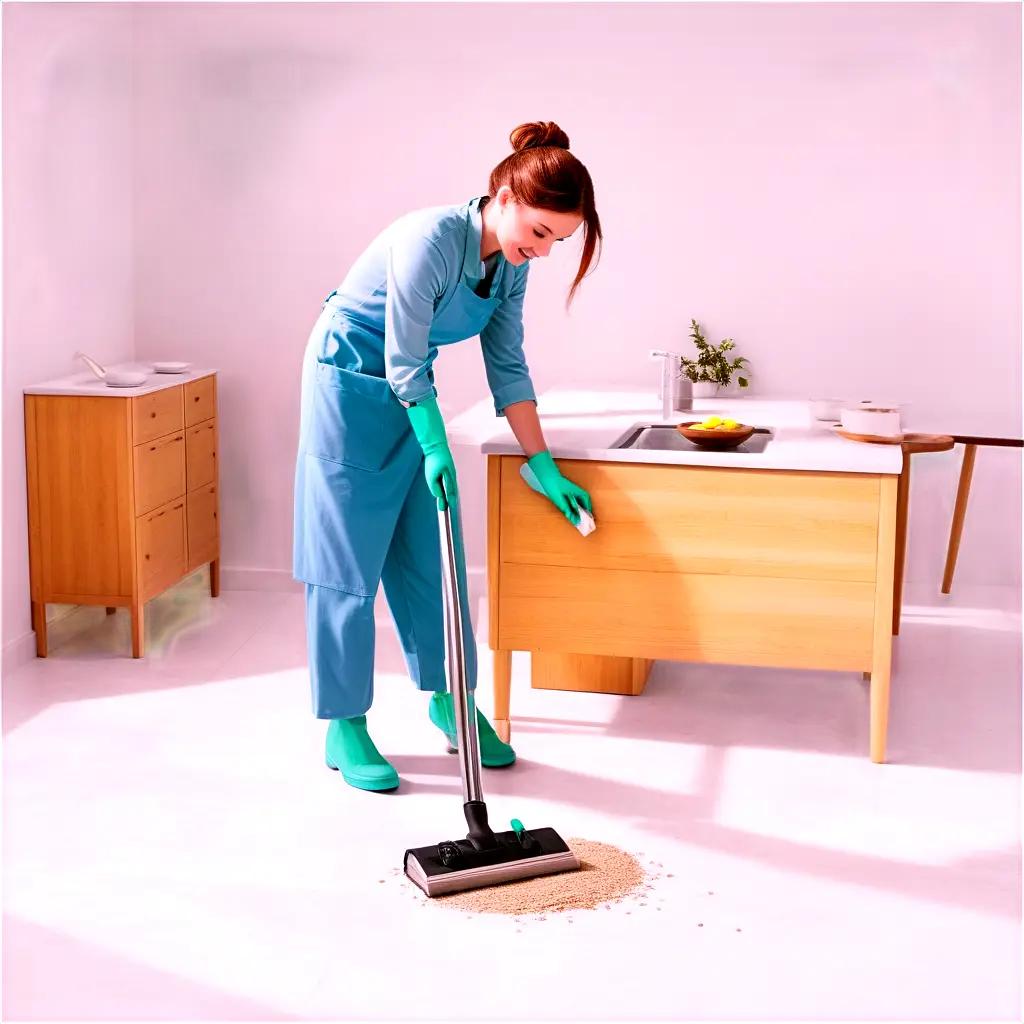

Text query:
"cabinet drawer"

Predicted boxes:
[[499, 457, 881, 583], [134, 431, 186, 516], [133, 387, 183, 445], [498, 563, 875, 671], [137, 497, 186, 600], [185, 376, 216, 427], [187, 483, 219, 569], [186, 419, 217, 491]]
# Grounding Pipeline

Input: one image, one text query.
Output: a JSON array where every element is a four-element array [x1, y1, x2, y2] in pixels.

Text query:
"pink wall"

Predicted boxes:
[[4, 3, 1021, 659], [3, 3, 135, 658]]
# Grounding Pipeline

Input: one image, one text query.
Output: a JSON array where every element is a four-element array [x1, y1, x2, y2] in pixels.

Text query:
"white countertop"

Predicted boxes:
[[448, 390, 904, 475], [24, 365, 217, 397]]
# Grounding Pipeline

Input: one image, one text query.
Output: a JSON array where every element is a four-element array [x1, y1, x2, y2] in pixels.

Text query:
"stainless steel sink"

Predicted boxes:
[[610, 422, 775, 454]]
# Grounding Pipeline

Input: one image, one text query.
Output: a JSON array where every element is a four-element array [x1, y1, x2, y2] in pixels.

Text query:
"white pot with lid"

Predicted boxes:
[[840, 400, 905, 438]]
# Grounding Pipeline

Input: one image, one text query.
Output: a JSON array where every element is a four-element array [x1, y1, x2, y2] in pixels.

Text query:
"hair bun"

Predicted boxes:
[[510, 121, 570, 153]]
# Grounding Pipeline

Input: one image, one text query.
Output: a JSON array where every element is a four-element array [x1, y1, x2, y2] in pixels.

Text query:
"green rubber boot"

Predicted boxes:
[[325, 716, 399, 792], [428, 692, 516, 768]]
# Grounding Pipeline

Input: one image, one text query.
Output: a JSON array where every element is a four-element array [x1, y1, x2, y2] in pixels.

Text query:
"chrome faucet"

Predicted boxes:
[[650, 349, 691, 420]]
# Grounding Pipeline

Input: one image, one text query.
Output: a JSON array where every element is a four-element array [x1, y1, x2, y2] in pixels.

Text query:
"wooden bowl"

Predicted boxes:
[[677, 421, 756, 450]]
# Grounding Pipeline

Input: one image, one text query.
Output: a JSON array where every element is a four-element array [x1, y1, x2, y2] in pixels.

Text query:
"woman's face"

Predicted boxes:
[[492, 186, 584, 266]]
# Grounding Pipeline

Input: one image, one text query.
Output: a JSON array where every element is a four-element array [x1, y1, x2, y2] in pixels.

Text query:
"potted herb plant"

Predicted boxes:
[[679, 319, 751, 397]]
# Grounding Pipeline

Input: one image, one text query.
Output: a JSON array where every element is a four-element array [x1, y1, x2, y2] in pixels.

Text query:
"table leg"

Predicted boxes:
[[492, 648, 512, 743], [942, 443, 977, 594], [870, 658, 892, 764], [893, 455, 912, 635], [210, 559, 220, 598], [871, 476, 898, 763]]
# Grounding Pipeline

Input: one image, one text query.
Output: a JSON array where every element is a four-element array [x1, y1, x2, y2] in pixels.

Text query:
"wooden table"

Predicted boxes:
[[934, 431, 1023, 595], [487, 453, 900, 762], [853, 427, 1021, 636]]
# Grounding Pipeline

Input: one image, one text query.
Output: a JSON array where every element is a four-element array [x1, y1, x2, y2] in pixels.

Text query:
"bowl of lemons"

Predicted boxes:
[[677, 415, 755, 449]]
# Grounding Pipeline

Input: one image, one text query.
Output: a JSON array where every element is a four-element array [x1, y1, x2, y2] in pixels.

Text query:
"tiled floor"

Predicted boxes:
[[3, 569, 1021, 1021]]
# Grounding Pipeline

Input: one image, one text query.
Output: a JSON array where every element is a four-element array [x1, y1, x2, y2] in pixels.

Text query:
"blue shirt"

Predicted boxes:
[[321, 195, 537, 417]]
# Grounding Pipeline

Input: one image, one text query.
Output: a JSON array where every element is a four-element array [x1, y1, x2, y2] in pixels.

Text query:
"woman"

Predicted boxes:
[[293, 121, 602, 792]]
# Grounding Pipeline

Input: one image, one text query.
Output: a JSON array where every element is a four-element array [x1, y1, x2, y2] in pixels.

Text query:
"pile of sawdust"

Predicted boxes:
[[433, 838, 647, 915]]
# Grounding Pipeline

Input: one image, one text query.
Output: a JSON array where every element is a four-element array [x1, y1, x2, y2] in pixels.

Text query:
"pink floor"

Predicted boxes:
[[2, 569, 1020, 1021]]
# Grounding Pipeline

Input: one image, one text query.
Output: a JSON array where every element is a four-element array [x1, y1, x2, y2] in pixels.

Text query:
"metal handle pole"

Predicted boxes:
[[437, 481, 483, 805]]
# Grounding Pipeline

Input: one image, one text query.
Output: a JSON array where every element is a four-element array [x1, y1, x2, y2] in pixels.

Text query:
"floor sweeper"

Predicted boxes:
[[403, 480, 581, 897]]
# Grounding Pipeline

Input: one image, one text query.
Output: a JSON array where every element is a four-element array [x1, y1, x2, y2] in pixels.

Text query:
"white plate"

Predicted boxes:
[[153, 361, 191, 374]]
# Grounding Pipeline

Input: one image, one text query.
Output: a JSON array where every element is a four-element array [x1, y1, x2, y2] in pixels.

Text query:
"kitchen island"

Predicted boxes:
[[448, 391, 902, 764]]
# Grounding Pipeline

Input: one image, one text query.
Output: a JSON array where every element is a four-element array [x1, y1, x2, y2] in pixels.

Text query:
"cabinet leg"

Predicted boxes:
[[862, 671, 871, 681], [32, 601, 48, 658], [105, 607, 116, 615], [893, 458, 911, 636], [942, 444, 977, 594], [492, 648, 512, 743], [131, 602, 144, 659], [210, 559, 220, 598]]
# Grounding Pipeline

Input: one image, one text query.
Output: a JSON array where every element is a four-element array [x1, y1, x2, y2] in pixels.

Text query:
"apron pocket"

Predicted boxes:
[[307, 362, 409, 472]]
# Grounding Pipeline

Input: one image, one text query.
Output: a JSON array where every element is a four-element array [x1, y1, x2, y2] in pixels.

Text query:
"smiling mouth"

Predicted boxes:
[[519, 248, 534, 260]]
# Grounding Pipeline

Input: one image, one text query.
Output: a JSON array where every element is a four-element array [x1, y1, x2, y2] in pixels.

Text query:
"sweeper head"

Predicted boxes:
[[405, 807, 580, 897]]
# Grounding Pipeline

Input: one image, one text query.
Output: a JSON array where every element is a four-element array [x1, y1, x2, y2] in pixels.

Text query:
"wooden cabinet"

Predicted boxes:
[[487, 455, 898, 763], [25, 373, 220, 658]]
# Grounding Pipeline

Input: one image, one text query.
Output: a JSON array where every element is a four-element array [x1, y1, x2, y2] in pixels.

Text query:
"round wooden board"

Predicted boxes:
[[832, 426, 903, 445], [832, 426, 955, 452]]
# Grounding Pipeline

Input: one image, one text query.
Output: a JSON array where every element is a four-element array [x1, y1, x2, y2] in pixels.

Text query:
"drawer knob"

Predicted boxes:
[[145, 554, 150, 560], [194, 397, 200, 403], [150, 412, 156, 419]]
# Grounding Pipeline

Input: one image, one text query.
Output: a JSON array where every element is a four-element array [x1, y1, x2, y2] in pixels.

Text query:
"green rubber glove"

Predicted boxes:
[[526, 450, 593, 525], [406, 396, 458, 511]]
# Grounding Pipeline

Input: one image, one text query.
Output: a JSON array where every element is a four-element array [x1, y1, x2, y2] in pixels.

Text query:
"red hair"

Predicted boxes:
[[487, 121, 602, 310]]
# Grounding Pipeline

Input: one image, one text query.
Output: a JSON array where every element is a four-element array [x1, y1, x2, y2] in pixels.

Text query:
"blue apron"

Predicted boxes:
[[293, 196, 534, 717]]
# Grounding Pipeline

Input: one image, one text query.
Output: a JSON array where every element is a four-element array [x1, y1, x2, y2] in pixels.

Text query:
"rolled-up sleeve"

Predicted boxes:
[[480, 264, 536, 417], [385, 235, 448, 405]]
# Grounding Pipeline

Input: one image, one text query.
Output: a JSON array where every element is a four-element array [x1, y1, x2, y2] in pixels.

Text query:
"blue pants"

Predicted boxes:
[[303, 465, 478, 720]]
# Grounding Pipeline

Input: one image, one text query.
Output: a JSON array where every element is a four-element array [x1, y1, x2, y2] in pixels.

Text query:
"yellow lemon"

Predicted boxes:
[[703, 416, 723, 428], [722, 419, 739, 429], [688, 423, 706, 430]]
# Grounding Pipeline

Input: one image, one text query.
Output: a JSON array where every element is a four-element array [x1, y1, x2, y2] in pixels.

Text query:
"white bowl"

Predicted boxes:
[[104, 370, 148, 387], [810, 397, 861, 422]]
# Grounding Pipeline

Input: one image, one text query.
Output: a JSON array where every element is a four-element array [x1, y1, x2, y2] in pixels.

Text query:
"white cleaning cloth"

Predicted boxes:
[[573, 506, 597, 537], [519, 462, 597, 537]]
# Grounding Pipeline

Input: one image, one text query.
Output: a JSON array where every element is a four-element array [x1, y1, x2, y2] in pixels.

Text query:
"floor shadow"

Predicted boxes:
[[388, 748, 1019, 921]]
